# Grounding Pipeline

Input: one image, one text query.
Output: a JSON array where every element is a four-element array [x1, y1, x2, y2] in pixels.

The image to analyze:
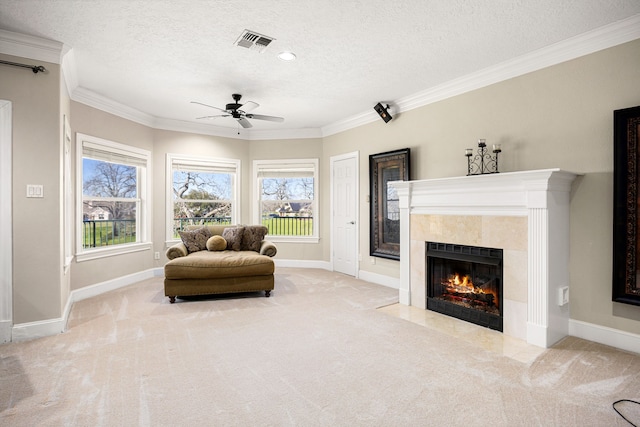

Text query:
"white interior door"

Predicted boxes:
[[331, 153, 358, 276]]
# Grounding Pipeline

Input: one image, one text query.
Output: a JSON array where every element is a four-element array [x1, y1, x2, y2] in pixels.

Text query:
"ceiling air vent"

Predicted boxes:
[[234, 29, 275, 53]]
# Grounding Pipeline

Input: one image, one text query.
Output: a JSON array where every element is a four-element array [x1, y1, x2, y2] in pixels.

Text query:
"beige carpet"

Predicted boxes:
[[1, 267, 640, 426]]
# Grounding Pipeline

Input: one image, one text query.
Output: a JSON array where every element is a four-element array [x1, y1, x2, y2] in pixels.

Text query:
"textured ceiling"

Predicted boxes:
[[1, 1, 639, 136]]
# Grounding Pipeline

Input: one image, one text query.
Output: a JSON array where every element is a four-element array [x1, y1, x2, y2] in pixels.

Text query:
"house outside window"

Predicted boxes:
[[167, 154, 240, 242], [76, 133, 151, 261], [253, 159, 319, 243]]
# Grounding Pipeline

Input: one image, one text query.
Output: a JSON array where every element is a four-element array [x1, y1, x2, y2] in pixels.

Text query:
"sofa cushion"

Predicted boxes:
[[166, 243, 188, 260], [241, 225, 268, 252], [222, 226, 244, 251], [206, 235, 227, 251], [178, 227, 212, 253], [164, 250, 275, 279]]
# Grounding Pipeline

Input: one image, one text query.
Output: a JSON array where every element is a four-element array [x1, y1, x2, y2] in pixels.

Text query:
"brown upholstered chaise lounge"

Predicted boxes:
[[164, 224, 277, 303]]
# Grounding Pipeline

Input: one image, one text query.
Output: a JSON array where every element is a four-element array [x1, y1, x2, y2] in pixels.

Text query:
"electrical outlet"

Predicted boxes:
[[558, 286, 569, 306], [154, 252, 160, 260]]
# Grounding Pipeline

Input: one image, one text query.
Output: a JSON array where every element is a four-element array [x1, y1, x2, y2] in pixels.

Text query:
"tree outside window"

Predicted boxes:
[[167, 154, 240, 240], [172, 170, 233, 236], [254, 159, 318, 239], [77, 134, 150, 256]]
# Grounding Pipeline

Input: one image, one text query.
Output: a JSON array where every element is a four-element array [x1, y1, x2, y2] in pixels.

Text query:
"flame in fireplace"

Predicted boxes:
[[446, 274, 476, 293], [443, 273, 499, 309]]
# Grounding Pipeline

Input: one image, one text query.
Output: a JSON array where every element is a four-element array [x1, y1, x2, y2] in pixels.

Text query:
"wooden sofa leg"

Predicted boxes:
[[265, 290, 271, 298], [169, 296, 176, 304]]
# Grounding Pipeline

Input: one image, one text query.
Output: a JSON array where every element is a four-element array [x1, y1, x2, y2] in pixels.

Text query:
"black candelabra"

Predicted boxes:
[[465, 139, 501, 175]]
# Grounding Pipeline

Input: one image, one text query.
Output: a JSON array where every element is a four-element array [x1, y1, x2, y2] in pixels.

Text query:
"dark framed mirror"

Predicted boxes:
[[369, 148, 410, 260], [613, 105, 640, 305]]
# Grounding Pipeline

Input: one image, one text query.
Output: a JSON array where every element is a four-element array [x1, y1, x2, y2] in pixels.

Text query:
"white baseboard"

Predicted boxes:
[[12, 318, 66, 342], [273, 261, 401, 292], [358, 270, 400, 289], [0, 320, 11, 343], [274, 259, 332, 270], [569, 319, 640, 354], [71, 269, 157, 303], [11, 268, 157, 342]]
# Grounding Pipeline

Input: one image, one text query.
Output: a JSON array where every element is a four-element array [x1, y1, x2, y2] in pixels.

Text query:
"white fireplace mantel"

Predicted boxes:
[[391, 169, 578, 348]]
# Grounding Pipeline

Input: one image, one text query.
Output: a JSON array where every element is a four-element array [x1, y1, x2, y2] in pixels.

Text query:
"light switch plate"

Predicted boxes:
[[26, 184, 43, 198]]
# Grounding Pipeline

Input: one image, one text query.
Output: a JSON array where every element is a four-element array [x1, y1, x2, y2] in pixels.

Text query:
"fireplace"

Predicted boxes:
[[391, 169, 578, 348], [426, 242, 503, 331]]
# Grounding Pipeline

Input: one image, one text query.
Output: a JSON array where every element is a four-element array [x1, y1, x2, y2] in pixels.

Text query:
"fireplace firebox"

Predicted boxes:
[[426, 242, 503, 331]]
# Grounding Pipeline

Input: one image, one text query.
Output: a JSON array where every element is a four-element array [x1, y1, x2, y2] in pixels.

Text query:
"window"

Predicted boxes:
[[253, 159, 319, 242], [76, 133, 151, 261], [167, 154, 240, 242]]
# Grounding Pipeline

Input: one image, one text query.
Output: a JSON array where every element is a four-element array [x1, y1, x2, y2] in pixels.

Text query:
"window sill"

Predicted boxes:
[[75, 242, 152, 262], [267, 236, 319, 244]]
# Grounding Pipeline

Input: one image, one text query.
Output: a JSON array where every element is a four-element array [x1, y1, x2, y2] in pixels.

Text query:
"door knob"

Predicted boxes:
[[348, 221, 355, 225]]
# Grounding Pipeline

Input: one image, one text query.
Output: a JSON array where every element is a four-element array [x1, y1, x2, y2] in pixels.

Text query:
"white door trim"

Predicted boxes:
[[330, 151, 359, 277], [0, 100, 12, 343]]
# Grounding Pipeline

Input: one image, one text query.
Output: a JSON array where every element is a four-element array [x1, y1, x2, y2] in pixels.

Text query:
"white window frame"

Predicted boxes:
[[253, 158, 319, 243], [63, 115, 73, 272], [166, 153, 241, 245], [75, 133, 152, 262]]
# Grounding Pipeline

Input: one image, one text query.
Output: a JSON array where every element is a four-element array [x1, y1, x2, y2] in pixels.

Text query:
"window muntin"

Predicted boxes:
[[76, 134, 150, 260], [254, 159, 318, 241], [167, 154, 240, 241]]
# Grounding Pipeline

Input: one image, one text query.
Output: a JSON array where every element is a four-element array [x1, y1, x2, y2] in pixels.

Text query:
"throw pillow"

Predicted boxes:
[[222, 226, 244, 251], [178, 227, 212, 253], [241, 225, 268, 252], [206, 235, 227, 251]]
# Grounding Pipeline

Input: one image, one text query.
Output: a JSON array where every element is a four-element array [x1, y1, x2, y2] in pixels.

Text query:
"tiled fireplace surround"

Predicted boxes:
[[392, 169, 578, 348]]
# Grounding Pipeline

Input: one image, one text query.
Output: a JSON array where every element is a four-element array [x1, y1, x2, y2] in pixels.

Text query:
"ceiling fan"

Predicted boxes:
[[191, 94, 284, 128]]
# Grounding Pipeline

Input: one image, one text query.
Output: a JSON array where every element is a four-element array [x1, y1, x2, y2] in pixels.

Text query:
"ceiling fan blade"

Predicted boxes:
[[246, 113, 284, 123], [237, 117, 253, 128], [191, 101, 227, 112], [238, 101, 259, 113], [196, 114, 230, 120]]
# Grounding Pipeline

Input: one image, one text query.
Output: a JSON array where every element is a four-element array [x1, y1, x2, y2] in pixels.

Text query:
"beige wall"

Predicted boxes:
[[321, 39, 640, 334], [0, 53, 63, 324], [4, 38, 640, 337]]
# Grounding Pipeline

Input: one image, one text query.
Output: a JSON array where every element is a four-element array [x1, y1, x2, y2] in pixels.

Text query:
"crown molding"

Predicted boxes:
[[327, 14, 640, 134], [153, 117, 250, 140], [5, 14, 638, 141], [393, 14, 640, 115], [247, 127, 323, 141], [0, 29, 63, 64], [61, 48, 79, 95], [321, 109, 379, 137], [71, 86, 157, 127], [154, 117, 322, 140]]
